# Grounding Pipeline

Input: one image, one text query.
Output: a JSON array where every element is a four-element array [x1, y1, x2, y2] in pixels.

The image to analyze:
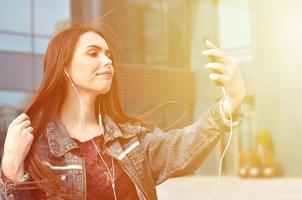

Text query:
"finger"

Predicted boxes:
[[23, 126, 34, 134], [209, 73, 225, 83], [202, 49, 232, 65], [205, 40, 219, 50], [204, 63, 226, 74], [10, 113, 29, 126], [28, 132, 34, 141], [202, 49, 225, 58], [19, 120, 31, 129], [28, 133, 34, 145]]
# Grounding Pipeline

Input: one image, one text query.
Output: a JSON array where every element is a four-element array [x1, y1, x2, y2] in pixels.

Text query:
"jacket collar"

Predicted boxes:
[[46, 118, 78, 157], [46, 115, 141, 157]]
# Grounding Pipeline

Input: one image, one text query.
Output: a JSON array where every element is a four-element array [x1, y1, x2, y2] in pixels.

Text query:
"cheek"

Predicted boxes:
[[71, 59, 98, 79], [72, 52, 100, 70]]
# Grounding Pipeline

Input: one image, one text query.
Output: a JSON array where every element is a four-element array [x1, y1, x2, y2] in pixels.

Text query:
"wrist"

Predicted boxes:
[[221, 98, 242, 120], [2, 170, 24, 183], [1, 158, 24, 182]]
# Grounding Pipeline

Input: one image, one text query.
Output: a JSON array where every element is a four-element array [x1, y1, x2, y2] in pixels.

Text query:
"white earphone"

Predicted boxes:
[[63, 67, 103, 127]]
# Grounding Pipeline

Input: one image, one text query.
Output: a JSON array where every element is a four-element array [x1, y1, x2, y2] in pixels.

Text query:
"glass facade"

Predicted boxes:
[[0, 0, 70, 160], [0, 0, 302, 179]]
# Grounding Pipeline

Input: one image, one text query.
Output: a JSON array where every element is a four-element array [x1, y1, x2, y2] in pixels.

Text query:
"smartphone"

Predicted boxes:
[[202, 33, 223, 87]]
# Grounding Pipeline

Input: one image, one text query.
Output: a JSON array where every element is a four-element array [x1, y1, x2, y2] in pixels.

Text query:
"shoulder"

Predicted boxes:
[[118, 122, 151, 136]]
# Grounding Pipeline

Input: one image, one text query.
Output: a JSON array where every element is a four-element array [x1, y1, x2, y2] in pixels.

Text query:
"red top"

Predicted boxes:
[[73, 135, 139, 200]]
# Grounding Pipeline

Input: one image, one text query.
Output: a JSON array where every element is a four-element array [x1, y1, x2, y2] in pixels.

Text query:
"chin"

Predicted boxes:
[[96, 86, 112, 94]]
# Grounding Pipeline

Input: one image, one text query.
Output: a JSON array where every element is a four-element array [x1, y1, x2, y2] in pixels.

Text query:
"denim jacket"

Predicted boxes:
[[0, 101, 241, 200]]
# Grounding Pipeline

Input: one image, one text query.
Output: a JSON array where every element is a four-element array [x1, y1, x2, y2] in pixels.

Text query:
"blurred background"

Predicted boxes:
[[0, 0, 301, 199]]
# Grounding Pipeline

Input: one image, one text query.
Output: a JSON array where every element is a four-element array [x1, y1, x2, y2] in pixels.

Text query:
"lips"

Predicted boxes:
[[96, 71, 112, 76]]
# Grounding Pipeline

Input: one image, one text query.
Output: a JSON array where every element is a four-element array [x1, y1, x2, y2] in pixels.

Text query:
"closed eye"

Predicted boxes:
[[105, 50, 112, 59], [86, 45, 112, 58], [87, 50, 98, 57]]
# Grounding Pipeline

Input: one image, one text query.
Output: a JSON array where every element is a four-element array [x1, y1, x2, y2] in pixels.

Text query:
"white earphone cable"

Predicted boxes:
[[207, 87, 233, 200], [64, 69, 117, 200]]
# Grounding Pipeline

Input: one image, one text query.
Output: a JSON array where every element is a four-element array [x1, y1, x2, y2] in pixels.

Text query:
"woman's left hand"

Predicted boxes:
[[202, 40, 245, 115]]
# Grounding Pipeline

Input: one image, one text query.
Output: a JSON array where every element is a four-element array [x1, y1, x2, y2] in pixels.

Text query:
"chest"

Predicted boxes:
[[44, 136, 149, 200]]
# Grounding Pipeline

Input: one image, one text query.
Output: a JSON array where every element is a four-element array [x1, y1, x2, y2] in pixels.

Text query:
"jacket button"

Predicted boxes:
[[60, 175, 66, 181]]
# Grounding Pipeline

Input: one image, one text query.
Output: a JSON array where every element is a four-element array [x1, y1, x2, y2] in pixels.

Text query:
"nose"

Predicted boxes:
[[104, 61, 112, 68], [101, 54, 112, 68]]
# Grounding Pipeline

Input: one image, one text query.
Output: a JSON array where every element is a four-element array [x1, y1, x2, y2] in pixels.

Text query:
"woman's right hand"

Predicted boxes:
[[1, 113, 34, 182]]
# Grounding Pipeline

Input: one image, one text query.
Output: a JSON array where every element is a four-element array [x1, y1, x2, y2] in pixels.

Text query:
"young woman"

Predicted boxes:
[[0, 23, 245, 200]]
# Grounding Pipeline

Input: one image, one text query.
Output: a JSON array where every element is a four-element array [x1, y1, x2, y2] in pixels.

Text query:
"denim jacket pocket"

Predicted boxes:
[[42, 160, 72, 192], [123, 138, 146, 164]]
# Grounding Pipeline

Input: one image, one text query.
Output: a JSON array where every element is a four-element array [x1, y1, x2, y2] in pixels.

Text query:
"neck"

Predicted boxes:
[[59, 86, 101, 136]]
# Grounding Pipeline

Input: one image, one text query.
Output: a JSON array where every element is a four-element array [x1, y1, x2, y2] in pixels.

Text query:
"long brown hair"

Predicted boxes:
[[23, 22, 147, 199]]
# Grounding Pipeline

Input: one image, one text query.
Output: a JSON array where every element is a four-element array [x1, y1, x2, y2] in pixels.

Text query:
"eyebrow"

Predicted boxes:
[[85, 45, 109, 52]]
